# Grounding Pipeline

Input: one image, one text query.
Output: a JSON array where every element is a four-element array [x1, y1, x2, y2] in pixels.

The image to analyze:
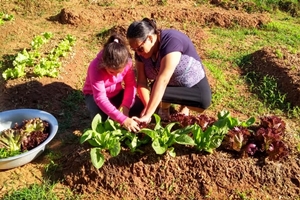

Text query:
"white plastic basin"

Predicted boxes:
[[0, 109, 58, 170]]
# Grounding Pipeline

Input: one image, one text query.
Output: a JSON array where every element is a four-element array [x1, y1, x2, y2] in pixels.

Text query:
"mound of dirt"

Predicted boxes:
[[57, 142, 300, 199], [242, 46, 300, 107], [50, 5, 270, 28], [57, 8, 85, 26]]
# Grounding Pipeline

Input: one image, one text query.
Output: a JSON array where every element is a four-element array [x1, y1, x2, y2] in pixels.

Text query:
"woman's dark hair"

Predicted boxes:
[[100, 34, 131, 70], [126, 18, 161, 40]]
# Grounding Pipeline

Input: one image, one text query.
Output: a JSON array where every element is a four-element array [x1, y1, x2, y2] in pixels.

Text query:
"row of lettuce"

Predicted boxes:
[[80, 111, 290, 169], [2, 32, 76, 80]]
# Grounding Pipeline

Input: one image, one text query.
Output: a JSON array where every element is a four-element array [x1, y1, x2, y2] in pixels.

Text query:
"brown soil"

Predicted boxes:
[[0, 1, 299, 199]]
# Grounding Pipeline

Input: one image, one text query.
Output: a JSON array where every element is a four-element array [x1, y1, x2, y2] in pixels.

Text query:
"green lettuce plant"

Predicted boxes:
[[139, 114, 195, 157], [192, 110, 255, 153], [80, 114, 145, 169]]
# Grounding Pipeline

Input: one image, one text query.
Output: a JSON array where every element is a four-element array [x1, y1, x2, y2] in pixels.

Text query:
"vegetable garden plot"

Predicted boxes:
[[0, 0, 299, 199], [80, 110, 290, 169]]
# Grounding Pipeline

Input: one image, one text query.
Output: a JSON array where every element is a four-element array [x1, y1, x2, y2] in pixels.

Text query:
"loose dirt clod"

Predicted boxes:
[[58, 8, 83, 26]]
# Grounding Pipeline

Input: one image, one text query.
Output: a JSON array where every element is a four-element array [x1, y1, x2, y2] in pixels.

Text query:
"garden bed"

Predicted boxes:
[[0, 0, 299, 199]]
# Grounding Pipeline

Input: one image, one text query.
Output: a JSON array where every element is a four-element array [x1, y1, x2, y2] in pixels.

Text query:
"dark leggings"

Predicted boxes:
[[84, 90, 144, 121], [161, 76, 211, 109]]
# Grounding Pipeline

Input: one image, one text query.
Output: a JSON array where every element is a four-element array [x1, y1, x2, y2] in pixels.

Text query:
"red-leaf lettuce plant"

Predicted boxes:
[[254, 116, 289, 161], [169, 113, 216, 131], [220, 110, 256, 153], [221, 114, 289, 161]]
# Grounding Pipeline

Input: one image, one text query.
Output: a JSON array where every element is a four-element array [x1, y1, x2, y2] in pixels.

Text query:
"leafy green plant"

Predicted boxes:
[[2, 33, 76, 80], [80, 114, 144, 169], [2, 49, 34, 80], [192, 124, 224, 153], [0, 129, 22, 158], [31, 32, 53, 50], [33, 34, 76, 77], [80, 114, 123, 169], [191, 110, 255, 153], [0, 12, 14, 25], [2, 32, 50, 80], [140, 114, 195, 157]]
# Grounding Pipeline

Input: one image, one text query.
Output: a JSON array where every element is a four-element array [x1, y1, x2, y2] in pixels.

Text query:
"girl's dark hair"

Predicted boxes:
[[126, 18, 161, 40], [100, 34, 130, 70]]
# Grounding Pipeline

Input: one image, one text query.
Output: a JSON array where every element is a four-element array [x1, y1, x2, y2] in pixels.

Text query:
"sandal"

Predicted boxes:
[[179, 105, 189, 116]]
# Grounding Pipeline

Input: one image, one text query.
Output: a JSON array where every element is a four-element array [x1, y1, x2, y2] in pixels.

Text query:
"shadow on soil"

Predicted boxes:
[[239, 47, 300, 109]]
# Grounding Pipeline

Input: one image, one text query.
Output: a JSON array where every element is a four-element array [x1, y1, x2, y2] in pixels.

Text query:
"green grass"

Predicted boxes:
[[202, 12, 300, 118], [1, 181, 79, 200], [44, 150, 63, 176], [195, 0, 300, 16]]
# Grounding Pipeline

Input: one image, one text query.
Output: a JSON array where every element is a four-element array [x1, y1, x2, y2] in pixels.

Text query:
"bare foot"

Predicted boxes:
[[179, 105, 189, 116]]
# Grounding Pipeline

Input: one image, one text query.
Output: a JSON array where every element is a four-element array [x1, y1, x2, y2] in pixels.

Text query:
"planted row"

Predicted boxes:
[[138, 111, 255, 156], [2, 32, 76, 80], [80, 110, 290, 169], [168, 112, 290, 161]]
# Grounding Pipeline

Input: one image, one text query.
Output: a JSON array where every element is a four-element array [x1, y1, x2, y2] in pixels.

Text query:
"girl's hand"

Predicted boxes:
[[123, 117, 140, 132]]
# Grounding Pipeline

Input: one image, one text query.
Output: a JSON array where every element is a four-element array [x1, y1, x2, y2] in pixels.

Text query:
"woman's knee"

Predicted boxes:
[[201, 98, 211, 109]]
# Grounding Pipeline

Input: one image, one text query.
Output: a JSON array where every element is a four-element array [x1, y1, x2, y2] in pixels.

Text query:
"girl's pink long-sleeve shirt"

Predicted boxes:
[[82, 51, 136, 124]]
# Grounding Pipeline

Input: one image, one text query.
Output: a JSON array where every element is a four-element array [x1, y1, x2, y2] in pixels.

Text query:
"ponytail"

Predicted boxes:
[[100, 34, 131, 70]]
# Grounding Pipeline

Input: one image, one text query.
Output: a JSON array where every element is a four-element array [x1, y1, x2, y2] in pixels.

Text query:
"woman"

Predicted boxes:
[[126, 18, 211, 123], [83, 34, 144, 132]]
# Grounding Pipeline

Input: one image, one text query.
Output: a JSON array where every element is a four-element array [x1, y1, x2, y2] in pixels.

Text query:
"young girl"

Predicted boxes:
[[83, 34, 144, 132]]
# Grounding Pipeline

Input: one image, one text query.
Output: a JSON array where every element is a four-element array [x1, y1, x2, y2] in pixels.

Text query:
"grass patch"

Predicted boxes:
[[243, 72, 300, 117], [195, 0, 300, 16], [202, 11, 299, 117], [1, 181, 79, 200]]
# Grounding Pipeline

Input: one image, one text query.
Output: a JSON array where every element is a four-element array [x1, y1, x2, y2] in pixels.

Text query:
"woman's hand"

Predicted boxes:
[[132, 114, 152, 124], [123, 117, 140, 132]]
